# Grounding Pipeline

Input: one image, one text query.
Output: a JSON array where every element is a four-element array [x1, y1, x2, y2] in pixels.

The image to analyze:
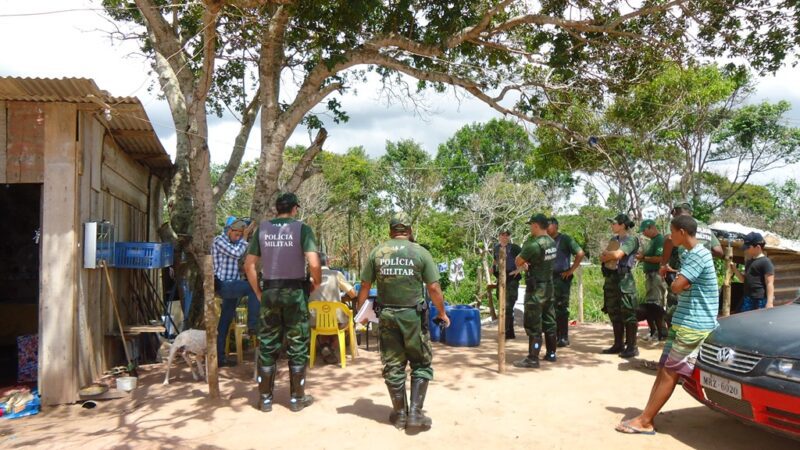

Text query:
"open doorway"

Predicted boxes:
[[0, 184, 41, 386]]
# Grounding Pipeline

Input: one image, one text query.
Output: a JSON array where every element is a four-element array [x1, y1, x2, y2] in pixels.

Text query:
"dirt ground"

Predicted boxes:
[[1, 323, 797, 450]]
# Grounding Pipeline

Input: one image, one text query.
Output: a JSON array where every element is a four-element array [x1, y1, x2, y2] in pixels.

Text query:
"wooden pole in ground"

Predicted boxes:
[[101, 262, 133, 369], [498, 245, 507, 374], [722, 242, 733, 317], [577, 265, 585, 323]]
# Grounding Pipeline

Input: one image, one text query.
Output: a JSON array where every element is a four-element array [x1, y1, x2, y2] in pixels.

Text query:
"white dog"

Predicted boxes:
[[162, 329, 207, 385]]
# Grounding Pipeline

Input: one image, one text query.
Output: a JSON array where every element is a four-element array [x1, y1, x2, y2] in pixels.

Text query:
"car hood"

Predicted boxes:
[[707, 303, 800, 358]]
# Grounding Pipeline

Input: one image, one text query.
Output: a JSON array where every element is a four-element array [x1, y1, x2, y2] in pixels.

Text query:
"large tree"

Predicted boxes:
[[105, 0, 800, 397]]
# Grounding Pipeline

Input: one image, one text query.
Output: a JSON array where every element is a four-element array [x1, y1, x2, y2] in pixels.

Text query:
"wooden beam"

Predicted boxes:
[[40, 102, 79, 405], [102, 164, 148, 212], [0, 101, 6, 183], [102, 135, 149, 193]]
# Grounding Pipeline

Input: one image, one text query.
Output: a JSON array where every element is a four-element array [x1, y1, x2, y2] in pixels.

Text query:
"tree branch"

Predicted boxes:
[[213, 87, 262, 203], [285, 128, 328, 193]]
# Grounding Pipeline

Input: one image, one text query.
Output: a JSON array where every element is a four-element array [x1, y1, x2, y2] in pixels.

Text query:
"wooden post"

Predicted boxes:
[[482, 249, 497, 320], [577, 265, 585, 323], [498, 246, 506, 374], [722, 243, 733, 317]]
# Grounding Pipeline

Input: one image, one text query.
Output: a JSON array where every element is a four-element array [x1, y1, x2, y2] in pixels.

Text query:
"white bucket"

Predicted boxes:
[[116, 376, 138, 392]]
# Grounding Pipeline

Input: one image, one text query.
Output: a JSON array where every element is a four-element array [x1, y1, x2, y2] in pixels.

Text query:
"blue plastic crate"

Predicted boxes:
[[113, 242, 174, 269]]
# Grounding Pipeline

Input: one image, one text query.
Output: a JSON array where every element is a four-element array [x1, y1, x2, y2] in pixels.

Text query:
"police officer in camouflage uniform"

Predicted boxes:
[[547, 217, 585, 348], [658, 201, 723, 326], [244, 193, 322, 413], [600, 213, 640, 358], [513, 213, 557, 368], [357, 213, 450, 431], [636, 219, 668, 341]]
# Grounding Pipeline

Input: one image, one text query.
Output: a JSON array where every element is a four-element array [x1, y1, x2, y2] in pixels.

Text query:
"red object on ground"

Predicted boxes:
[[683, 369, 800, 440]]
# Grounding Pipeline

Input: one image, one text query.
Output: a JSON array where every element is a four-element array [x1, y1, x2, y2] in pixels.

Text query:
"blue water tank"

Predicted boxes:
[[444, 305, 481, 347], [428, 302, 450, 342]]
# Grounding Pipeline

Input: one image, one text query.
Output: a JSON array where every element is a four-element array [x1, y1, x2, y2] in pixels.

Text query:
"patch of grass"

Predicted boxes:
[[569, 265, 647, 323]]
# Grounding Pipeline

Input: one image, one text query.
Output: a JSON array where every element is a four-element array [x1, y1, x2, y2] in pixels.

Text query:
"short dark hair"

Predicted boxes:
[[670, 215, 697, 237]]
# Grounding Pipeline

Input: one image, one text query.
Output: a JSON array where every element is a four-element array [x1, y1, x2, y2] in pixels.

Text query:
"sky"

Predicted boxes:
[[2, 0, 800, 188]]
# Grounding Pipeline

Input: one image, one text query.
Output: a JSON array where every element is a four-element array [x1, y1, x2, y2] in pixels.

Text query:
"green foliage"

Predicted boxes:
[[434, 119, 572, 208], [443, 277, 478, 306], [379, 139, 439, 224], [566, 266, 647, 323]]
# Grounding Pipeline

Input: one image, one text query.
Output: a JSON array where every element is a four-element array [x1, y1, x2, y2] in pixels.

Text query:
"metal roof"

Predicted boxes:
[[0, 77, 172, 171]]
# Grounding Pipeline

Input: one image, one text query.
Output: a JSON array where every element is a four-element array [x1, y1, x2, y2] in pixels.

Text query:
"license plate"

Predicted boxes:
[[700, 370, 742, 400]]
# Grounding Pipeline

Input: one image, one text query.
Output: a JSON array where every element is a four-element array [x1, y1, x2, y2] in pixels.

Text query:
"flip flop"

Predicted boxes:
[[615, 420, 656, 435]]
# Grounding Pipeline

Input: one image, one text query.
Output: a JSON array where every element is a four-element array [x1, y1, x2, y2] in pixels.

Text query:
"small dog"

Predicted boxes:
[[162, 329, 207, 385]]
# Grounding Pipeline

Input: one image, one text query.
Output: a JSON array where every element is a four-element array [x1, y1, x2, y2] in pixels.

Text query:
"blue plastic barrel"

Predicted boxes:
[[444, 305, 481, 347], [428, 301, 450, 342]]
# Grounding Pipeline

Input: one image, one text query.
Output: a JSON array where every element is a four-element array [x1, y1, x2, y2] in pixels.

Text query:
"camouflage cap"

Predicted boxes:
[[276, 192, 300, 208], [672, 200, 693, 213], [390, 212, 412, 231]]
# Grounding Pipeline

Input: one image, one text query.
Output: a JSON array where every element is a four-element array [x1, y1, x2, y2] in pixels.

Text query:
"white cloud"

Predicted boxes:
[[1, 0, 798, 186]]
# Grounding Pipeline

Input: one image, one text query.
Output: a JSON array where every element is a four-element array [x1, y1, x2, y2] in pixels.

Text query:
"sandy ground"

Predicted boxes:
[[1, 323, 798, 450]]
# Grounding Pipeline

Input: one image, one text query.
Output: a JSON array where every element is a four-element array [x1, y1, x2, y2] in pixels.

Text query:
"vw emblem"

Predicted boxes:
[[716, 347, 736, 365]]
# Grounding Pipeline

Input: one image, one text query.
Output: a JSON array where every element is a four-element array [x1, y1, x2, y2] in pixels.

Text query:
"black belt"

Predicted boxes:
[[261, 279, 306, 289]]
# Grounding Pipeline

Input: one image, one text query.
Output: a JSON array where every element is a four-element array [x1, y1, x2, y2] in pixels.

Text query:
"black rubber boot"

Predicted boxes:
[[557, 316, 570, 347], [288, 364, 314, 412], [406, 378, 432, 430], [619, 323, 640, 358], [602, 321, 625, 354], [505, 311, 516, 339], [513, 335, 542, 368], [387, 383, 408, 430], [544, 333, 557, 362], [257, 364, 276, 412]]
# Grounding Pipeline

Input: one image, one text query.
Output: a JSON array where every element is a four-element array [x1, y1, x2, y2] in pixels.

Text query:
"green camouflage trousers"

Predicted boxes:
[[258, 287, 310, 367], [644, 271, 667, 307], [552, 273, 573, 322], [523, 279, 556, 336], [603, 272, 638, 325], [379, 306, 433, 389]]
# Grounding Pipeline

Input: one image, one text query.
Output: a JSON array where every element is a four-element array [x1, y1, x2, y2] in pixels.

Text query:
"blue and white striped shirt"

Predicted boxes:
[[212, 234, 248, 281], [674, 245, 719, 331]]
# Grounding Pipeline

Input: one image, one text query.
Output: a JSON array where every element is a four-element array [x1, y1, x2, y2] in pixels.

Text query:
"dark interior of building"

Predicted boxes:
[[0, 183, 41, 385]]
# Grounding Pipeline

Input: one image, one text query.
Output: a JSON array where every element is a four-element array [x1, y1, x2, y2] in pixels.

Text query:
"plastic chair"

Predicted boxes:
[[308, 301, 358, 368]]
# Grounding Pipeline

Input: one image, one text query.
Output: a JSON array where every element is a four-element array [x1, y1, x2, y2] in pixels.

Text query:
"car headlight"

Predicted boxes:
[[766, 359, 800, 382]]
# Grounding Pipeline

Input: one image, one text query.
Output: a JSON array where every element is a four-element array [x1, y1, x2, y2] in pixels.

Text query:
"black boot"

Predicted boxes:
[[257, 364, 276, 412], [288, 364, 314, 412], [387, 383, 408, 430], [602, 322, 625, 354], [620, 323, 640, 358], [513, 335, 542, 368], [505, 311, 516, 339], [557, 316, 570, 347], [544, 333, 557, 362], [406, 378, 432, 430]]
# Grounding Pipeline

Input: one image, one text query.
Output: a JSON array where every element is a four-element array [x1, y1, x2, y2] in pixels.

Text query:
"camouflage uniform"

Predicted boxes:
[[551, 232, 582, 345], [603, 235, 639, 325], [247, 218, 317, 367], [519, 234, 557, 336], [361, 238, 439, 388], [513, 226, 557, 368], [363, 224, 442, 431]]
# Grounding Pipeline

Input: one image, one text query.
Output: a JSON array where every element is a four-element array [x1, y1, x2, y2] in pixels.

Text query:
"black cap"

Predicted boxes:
[[527, 213, 550, 228], [742, 231, 765, 249], [276, 192, 300, 208]]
